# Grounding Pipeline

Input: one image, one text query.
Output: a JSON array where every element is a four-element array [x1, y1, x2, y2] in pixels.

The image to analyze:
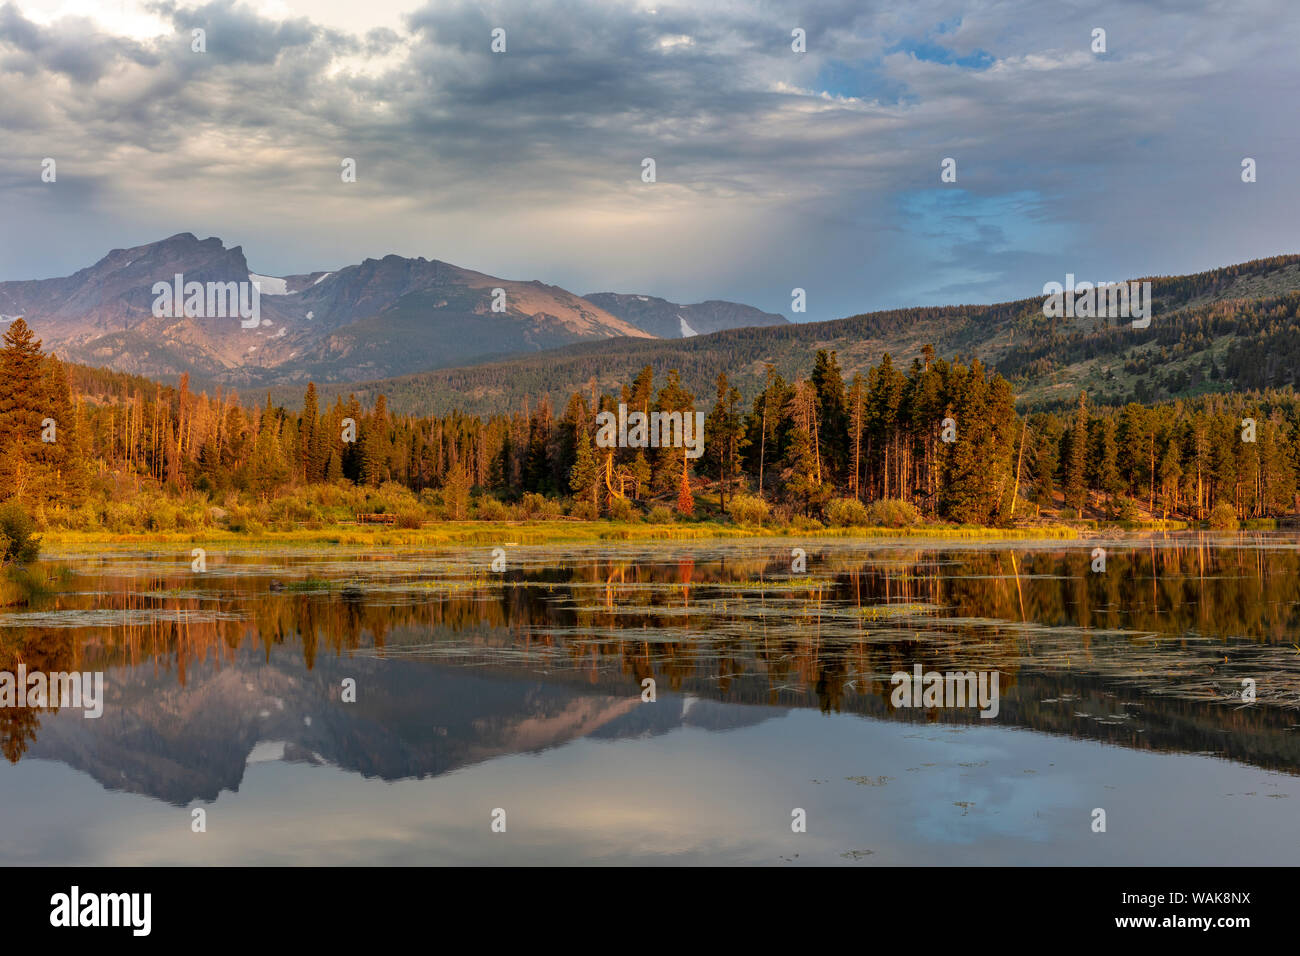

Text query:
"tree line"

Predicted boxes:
[[3, 316, 1299, 524]]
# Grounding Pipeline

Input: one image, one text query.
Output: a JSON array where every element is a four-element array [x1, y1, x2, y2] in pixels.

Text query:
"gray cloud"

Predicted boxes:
[[0, 0, 1296, 323]]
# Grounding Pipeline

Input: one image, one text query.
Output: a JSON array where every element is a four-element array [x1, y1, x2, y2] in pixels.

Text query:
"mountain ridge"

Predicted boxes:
[[275, 253, 1300, 417], [0, 235, 755, 385], [581, 292, 788, 338], [9, 240, 1300, 418]]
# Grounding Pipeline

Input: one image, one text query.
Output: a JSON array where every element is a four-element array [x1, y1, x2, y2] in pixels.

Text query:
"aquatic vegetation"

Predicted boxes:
[[41, 519, 1080, 550], [6, 533, 1300, 777], [0, 562, 66, 607]]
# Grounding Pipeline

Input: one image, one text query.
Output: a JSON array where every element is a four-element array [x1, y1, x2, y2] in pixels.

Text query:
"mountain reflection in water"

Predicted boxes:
[[1, 534, 1297, 865]]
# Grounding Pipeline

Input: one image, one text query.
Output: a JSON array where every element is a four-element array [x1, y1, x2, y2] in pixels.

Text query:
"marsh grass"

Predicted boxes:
[[0, 562, 70, 607], [42, 520, 1081, 551], [282, 577, 333, 591]]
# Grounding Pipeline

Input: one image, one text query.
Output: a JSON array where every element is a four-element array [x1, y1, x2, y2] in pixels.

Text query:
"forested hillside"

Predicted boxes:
[[292, 255, 1300, 420], [3, 317, 1298, 532]]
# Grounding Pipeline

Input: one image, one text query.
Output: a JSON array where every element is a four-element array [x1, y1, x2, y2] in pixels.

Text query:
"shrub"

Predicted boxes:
[[728, 494, 770, 525], [476, 496, 511, 521], [570, 500, 600, 521], [0, 502, 41, 565], [1208, 502, 1239, 530], [375, 481, 420, 510], [789, 515, 824, 532], [825, 497, 869, 527], [607, 497, 637, 522], [266, 497, 319, 527], [518, 493, 564, 520], [647, 505, 674, 524], [395, 510, 424, 529], [864, 498, 920, 528], [226, 508, 265, 535]]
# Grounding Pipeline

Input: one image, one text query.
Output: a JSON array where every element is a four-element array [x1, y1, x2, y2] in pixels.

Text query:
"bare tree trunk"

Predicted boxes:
[[1009, 419, 1027, 519]]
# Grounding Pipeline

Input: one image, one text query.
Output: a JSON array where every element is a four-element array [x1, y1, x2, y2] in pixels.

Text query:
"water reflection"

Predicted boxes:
[[2, 534, 1299, 809]]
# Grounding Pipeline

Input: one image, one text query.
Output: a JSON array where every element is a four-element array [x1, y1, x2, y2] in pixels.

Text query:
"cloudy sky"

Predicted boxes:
[[1, 0, 1296, 321]]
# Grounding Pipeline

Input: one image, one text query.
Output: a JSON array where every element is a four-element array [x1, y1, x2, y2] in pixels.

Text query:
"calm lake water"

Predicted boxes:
[[2, 533, 1298, 865]]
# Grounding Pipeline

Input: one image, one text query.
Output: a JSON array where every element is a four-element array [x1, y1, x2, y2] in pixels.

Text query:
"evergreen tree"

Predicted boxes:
[[362, 394, 388, 486], [0, 319, 48, 497], [443, 459, 472, 519], [301, 382, 325, 482], [939, 361, 1009, 524], [1091, 416, 1123, 509], [341, 395, 363, 482], [702, 372, 746, 513], [569, 427, 601, 506], [325, 449, 344, 483], [811, 350, 848, 480], [651, 370, 695, 495], [1064, 392, 1089, 513], [1029, 412, 1061, 508]]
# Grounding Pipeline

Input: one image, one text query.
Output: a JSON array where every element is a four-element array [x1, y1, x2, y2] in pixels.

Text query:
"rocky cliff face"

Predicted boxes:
[[0, 233, 655, 384]]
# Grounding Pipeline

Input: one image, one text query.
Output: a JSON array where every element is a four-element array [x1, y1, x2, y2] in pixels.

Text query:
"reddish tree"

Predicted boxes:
[[676, 458, 695, 516]]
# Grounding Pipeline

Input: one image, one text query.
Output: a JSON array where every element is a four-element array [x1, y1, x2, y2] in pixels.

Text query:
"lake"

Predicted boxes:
[[2, 533, 1298, 865]]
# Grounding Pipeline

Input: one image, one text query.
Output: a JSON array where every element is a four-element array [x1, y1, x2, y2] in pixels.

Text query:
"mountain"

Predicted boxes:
[[582, 292, 788, 338], [13, 238, 1300, 416], [289, 254, 1300, 417], [26, 647, 777, 807], [0, 234, 653, 384]]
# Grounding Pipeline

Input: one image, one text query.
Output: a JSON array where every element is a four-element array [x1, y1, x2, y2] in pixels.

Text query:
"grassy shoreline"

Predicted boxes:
[[36, 520, 1091, 550]]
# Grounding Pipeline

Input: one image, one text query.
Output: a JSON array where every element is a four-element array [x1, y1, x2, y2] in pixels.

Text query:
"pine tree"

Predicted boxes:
[[651, 370, 694, 495], [1159, 438, 1183, 516], [362, 394, 388, 486], [675, 453, 695, 516], [1064, 392, 1089, 513], [245, 417, 290, 501], [301, 382, 323, 482], [523, 395, 554, 494], [703, 372, 746, 512], [630, 450, 651, 499], [811, 349, 848, 480], [1092, 416, 1122, 510], [38, 356, 84, 504], [847, 373, 865, 499], [443, 459, 472, 519], [780, 385, 827, 514], [744, 365, 789, 497], [1029, 413, 1061, 508], [341, 395, 363, 482], [1117, 403, 1152, 503], [939, 362, 1000, 523], [569, 427, 601, 505], [0, 319, 48, 496]]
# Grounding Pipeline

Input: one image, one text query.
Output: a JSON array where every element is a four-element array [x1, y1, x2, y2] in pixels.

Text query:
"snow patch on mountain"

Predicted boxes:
[[246, 740, 287, 764], [678, 315, 698, 337], [249, 273, 289, 295]]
